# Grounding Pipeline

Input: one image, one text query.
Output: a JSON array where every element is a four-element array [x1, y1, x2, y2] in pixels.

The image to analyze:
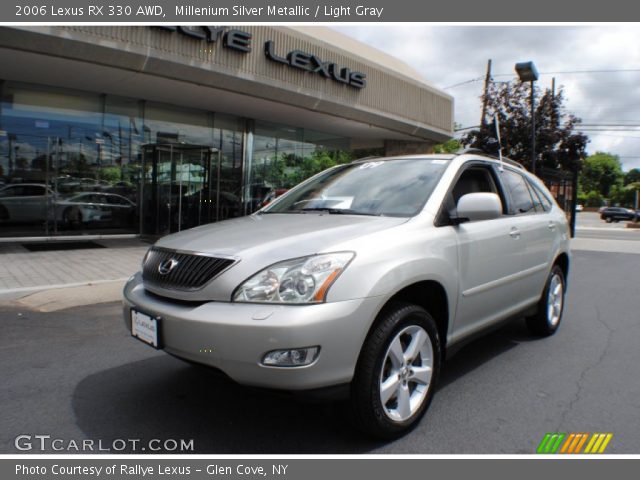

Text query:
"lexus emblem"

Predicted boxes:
[[158, 258, 179, 275]]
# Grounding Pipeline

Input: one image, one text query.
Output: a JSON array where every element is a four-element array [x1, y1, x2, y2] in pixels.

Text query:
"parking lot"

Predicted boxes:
[[1, 218, 639, 454], [577, 210, 634, 229]]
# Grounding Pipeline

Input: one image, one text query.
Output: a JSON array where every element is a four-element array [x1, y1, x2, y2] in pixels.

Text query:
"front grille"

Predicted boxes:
[[142, 247, 235, 291]]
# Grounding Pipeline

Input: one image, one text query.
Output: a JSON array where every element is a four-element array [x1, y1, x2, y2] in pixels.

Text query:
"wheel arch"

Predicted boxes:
[[554, 252, 570, 286], [365, 280, 450, 359]]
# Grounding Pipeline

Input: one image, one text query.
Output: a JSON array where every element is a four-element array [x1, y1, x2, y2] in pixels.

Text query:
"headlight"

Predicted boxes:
[[233, 252, 354, 304]]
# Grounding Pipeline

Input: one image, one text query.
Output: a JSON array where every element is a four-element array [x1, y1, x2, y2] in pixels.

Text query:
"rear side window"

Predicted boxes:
[[0, 186, 22, 197], [527, 179, 553, 212], [500, 169, 536, 215], [23, 185, 46, 196], [1, 185, 45, 196]]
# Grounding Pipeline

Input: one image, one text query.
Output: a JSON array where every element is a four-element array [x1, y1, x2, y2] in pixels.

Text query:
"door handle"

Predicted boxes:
[[548, 222, 556, 231], [509, 227, 521, 239]]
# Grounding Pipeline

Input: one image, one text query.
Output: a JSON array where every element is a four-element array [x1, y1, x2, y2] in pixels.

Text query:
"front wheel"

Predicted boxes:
[[605, 217, 613, 223], [526, 265, 566, 337], [350, 303, 441, 439]]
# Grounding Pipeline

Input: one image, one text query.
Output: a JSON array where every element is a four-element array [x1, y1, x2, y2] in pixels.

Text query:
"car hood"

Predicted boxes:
[[155, 213, 409, 260]]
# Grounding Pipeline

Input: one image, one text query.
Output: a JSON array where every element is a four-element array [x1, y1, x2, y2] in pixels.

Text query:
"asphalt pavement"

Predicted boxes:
[[1, 248, 639, 454]]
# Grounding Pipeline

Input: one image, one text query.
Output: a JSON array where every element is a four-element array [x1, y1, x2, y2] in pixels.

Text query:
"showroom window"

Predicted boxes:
[[0, 81, 353, 238], [249, 120, 350, 213]]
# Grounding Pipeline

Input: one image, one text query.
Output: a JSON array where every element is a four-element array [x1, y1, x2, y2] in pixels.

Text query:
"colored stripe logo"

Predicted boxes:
[[537, 433, 613, 454]]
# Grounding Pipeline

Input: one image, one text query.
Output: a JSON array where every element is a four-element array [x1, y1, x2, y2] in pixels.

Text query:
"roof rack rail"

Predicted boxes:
[[454, 148, 526, 170], [352, 156, 381, 163], [456, 148, 485, 155]]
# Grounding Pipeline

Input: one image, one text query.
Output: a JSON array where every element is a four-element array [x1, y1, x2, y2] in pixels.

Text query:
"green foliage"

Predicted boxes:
[[433, 138, 462, 154], [260, 149, 354, 189], [462, 82, 588, 171], [98, 166, 121, 183], [577, 192, 588, 204], [580, 152, 623, 198], [584, 190, 604, 207], [624, 168, 640, 186], [609, 181, 640, 208]]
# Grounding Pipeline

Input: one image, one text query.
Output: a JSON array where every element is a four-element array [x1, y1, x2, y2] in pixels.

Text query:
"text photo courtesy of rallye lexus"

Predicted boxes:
[[124, 151, 570, 438]]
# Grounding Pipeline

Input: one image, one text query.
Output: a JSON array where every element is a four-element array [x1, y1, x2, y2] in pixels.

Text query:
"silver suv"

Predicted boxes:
[[123, 152, 570, 438]]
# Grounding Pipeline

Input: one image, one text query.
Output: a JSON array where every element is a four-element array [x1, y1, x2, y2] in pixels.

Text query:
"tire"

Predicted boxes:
[[526, 265, 566, 337], [350, 302, 441, 439], [605, 217, 613, 223], [63, 207, 82, 229]]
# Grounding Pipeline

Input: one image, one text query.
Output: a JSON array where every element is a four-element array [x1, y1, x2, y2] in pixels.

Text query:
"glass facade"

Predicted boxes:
[[0, 81, 351, 238]]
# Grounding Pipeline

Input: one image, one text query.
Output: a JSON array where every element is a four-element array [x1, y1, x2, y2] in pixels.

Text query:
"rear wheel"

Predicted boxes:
[[350, 303, 441, 439], [526, 265, 565, 337], [63, 207, 82, 229]]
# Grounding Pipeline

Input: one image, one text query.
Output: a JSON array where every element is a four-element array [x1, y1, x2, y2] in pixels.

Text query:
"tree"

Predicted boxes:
[[433, 137, 462, 154], [262, 149, 353, 188], [462, 81, 588, 171], [434, 123, 463, 154], [609, 181, 640, 208], [580, 152, 623, 198], [624, 168, 640, 186], [98, 166, 121, 183]]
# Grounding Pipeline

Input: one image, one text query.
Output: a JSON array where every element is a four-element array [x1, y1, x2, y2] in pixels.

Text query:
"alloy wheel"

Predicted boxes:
[[379, 325, 433, 422], [547, 273, 563, 327]]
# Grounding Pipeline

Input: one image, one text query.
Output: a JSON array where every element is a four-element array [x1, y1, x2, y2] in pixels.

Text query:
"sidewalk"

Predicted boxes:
[[0, 238, 149, 302], [1, 232, 637, 311]]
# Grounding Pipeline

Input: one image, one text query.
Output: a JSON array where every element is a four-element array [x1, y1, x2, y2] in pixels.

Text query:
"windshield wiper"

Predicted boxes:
[[298, 207, 379, 216]]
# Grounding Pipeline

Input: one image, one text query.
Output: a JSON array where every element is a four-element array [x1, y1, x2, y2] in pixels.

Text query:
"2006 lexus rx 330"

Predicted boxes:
[[124, 152, 570, 438]]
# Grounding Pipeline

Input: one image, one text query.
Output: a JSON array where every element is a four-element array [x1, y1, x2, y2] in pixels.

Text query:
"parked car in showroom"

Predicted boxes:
[[56, 192, 136, 228], [0, 183, 56, 223], [123, 151, 570, 438], [600, 206, 637, 223]]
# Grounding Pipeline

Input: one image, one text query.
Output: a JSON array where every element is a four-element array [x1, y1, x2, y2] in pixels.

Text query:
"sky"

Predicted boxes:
[[334, 25, 640, 171]]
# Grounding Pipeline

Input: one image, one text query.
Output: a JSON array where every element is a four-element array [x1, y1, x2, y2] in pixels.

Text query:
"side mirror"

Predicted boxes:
[[454, 192, 502, 224]]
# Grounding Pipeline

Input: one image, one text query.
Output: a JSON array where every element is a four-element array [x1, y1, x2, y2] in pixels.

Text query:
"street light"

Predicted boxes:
[[515, 61, 539, 173]]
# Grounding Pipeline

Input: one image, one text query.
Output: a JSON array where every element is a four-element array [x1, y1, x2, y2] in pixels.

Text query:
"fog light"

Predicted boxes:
[[261, 347, 320, 367]]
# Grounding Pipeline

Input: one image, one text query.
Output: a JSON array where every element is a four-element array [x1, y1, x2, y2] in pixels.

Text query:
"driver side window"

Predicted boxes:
[[438, 164, 504, 225]]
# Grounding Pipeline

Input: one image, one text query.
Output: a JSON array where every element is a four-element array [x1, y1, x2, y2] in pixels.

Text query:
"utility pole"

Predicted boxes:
[[551, 77, 556, 128], [530, 80, 536, 174], [480, 59, 492, 129]]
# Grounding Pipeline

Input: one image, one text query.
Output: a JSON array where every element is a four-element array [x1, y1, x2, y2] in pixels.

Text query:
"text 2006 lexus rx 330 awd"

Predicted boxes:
[[124, 152, 570, 438]]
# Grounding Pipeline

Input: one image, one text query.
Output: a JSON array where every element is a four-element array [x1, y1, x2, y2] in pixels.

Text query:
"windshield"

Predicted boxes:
[[262, 158, 449, 217]]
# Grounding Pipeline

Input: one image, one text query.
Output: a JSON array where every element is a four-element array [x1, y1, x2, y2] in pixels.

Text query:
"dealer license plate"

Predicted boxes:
[[131, 310, 160, 349]]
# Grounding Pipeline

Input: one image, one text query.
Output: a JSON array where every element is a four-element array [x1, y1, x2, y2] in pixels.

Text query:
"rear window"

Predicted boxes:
[[500, 169, 536, 215]]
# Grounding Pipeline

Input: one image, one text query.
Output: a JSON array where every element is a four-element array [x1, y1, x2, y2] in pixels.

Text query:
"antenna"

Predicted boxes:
[[494, 115, 504, 172]]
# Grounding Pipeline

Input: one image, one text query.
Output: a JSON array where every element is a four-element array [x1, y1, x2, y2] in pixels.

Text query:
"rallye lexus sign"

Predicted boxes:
[[155, 26, 367, 89]]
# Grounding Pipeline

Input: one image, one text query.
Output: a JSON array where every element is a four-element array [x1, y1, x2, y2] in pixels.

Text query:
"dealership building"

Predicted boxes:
[[0, 26, 453, 238]]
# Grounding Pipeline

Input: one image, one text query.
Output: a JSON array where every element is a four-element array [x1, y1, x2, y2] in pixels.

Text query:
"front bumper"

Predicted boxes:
[[122, 273, 384, 391]]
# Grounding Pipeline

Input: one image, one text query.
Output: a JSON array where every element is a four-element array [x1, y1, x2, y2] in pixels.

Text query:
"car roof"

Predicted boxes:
[[0, 183, 48, 187], [351, 150, 527, 171]]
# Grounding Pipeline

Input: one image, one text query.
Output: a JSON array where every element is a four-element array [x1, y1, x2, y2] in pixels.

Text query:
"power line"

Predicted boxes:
[[443, 77, 484, 89], [493, 68, 640, 77], [574, 121, 640, 126], [443, 68, 640, 89]]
